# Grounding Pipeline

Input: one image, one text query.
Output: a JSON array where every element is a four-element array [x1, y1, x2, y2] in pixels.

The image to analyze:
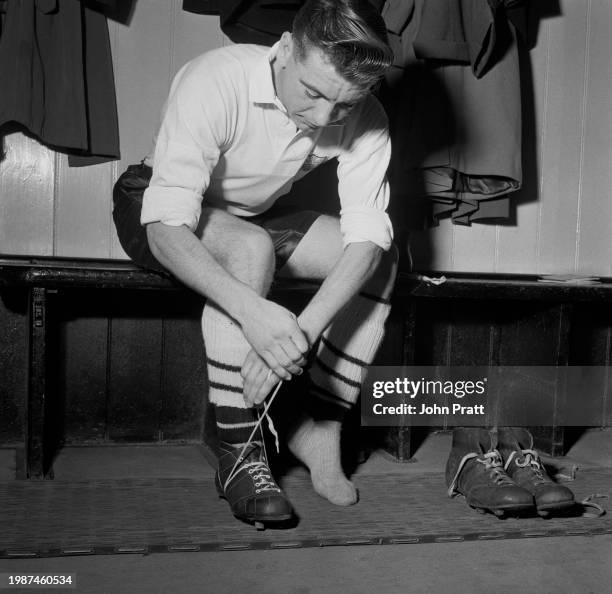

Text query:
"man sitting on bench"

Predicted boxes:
[[112, 0, 397, 527]]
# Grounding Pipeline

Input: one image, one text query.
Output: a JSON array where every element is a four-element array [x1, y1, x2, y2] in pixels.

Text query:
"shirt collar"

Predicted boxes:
[[249, 42, 288, 113]]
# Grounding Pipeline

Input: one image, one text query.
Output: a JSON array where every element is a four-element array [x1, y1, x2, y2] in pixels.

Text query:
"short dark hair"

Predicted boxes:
[[292, 0, 393, 89]]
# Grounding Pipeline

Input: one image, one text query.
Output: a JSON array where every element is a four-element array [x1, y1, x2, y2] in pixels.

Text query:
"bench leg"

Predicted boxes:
[[529, 303, 573, 457], [380, 300, 417, 461], [26, 287, 47, 479]]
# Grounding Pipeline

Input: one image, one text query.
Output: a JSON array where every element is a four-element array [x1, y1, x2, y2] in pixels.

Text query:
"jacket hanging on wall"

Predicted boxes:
[[381, 0, 529, 225], [0, 0, 120, 166], [183, 0, 304, 46]]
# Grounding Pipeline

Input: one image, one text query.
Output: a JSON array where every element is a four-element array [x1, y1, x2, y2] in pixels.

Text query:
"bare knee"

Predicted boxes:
[[216, 226, 275, 294]]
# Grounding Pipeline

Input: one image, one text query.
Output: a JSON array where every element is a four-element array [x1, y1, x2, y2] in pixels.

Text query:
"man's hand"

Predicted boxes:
[[239, 297, 309, 380], [241, 349, 287, 408]]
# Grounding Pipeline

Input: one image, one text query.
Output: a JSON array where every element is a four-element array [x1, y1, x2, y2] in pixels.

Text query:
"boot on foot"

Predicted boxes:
[[215, 441, 293, 525]]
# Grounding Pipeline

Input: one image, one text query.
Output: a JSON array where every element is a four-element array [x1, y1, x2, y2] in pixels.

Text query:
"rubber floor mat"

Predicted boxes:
[[1, 469, 610, 558]]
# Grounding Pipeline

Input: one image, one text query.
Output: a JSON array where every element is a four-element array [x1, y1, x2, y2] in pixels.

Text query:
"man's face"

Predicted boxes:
[[273, 33, 368, 131]]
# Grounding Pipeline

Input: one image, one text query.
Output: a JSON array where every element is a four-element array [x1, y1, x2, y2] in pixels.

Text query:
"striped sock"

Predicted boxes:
[[288, 290, 391, 506], [202, 301, 258, 446], [308, 291, 391, 421]]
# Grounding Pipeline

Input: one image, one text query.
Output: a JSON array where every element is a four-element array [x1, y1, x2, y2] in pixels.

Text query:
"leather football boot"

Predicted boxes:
[[446, 428, 535, 517], [498, 427, 575, 517], [215, 441, 293, 527]]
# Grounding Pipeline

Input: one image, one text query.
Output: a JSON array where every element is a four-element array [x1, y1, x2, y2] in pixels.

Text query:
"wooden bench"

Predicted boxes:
[[1, 255, 611, 478], [0, 256, 320, 479]]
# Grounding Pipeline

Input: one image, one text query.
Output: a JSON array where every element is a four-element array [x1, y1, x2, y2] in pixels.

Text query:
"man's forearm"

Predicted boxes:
[[298, 241, 383, 344], [146, 222, 258, 322]]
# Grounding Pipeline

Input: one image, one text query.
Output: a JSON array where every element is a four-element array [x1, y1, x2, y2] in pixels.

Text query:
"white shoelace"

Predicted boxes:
[[243, 461, 281, 493], [222, 380, 283, 493], [447, 450, 510, 497], [504, 448, 547, 483]]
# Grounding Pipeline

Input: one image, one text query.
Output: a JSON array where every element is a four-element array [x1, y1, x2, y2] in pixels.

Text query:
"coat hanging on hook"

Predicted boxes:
[[0, 0, 120, 166]]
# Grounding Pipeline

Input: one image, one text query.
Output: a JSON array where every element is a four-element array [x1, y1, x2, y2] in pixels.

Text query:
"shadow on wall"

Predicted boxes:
[[505, 0, 562, 224], [380, 62, 458, 272], [380, 0, 562, 272]]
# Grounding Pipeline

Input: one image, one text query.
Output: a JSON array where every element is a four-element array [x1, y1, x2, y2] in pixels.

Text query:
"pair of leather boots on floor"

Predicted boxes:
[[446, 427, 575, 517]]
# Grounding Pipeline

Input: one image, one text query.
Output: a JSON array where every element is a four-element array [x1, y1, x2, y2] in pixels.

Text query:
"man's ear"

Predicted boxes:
[[277, 31, 294, 67]]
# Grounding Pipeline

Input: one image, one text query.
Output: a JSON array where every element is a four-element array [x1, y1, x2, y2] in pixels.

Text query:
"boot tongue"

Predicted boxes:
[[480, 429, 498, 455], [242, 441, 265, 463], [513, 427, 534, 450], [497, 428, 522, 458]]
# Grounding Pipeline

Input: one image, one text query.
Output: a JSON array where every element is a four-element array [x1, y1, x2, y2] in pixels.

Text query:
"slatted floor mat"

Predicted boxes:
[[1, 469, 610, 558]]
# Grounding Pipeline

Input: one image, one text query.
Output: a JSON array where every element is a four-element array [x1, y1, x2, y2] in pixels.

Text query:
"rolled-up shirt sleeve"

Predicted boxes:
[[337, 96, 394, 251], [141, 58, 228, 230]]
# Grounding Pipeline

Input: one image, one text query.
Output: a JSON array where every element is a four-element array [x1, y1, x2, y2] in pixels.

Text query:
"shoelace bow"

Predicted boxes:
[[504, 448, 547, 483]]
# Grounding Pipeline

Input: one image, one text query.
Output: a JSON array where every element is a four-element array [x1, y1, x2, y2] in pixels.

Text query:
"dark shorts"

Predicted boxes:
[[112, 163, 322, 274]]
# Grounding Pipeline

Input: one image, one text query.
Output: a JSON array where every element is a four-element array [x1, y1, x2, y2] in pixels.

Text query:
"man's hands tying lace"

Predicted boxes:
[[239, 297, 309, 381], [241, 349, 288, 408]]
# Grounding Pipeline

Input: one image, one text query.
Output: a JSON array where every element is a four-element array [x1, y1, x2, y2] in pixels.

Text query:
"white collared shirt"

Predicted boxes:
[[141, 43, 393, 250]]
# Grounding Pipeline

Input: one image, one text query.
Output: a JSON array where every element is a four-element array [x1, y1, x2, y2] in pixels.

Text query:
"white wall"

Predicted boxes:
[[409, 0, 612, 275], [1, 0, 611, 276]]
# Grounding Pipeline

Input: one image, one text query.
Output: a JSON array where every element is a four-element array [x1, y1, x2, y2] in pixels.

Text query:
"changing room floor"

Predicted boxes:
[[1, 428, 611, 593]]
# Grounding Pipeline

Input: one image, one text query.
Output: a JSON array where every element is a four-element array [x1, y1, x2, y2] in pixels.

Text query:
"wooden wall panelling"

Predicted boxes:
[[574, 0, 612, 275], [412, 300, 452, 429], [570, 305, 612, 368], [451, 224, 498, 273], [497, 302, 571, 455], [409, 212, 456, 272], [536, 2, 588, 274], [497, 303, 569, 365], [110, 0, 175, 260], [607, 331, 612, 428], [52, 6, 118, 259], [570, 304, 611, 428], [406, 0, 612, 277], [444, 301, 501, 428], [0, 290, 27, 445], [410, 300, 502, 430], [107, 20, 124, 261], [495, 22, 545, 274], [370, 303, 411, 459], [413, 299, 451, 366], [536, 303, 571, 454], [373, 305, 405, 368], [171, 2, 224, 76], [529, 7, 554, 275], [107, 291, 165, 441], [387, 299, 453, 459], [57, 292, 110, 443], [107, 2, 225, 262], [444, 302, 498, 366], [158, 292, 207, 441], [54, 158, 114, 258], [0, 133, 55, 256]]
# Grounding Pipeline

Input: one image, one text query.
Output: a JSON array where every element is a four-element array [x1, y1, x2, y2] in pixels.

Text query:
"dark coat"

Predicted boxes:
[[0, 0, 120, 165]]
